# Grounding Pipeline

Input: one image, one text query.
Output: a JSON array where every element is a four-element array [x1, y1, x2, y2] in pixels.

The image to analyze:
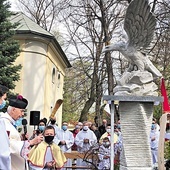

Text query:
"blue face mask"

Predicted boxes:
[[0, 100, 6, 109], [62, 125, 67, 131], [15, 117, 23, 127], [151, 124, 155, 130], [39, 125, 45, 132], [117, 124, 121, 129]]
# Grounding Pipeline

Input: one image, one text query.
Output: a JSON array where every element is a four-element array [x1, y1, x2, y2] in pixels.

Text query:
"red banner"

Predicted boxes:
[[161, 78, 170, 112]]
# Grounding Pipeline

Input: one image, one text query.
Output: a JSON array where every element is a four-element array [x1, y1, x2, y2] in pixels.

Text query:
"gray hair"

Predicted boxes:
[[7, 106, 13, 113]]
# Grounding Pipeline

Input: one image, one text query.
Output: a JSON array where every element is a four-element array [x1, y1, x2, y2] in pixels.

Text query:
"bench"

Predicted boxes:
[[64, 151, 98, 169]]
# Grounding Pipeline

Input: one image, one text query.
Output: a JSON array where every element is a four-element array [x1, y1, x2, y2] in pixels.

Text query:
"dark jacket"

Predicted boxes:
[[98, 125, 106, 136]]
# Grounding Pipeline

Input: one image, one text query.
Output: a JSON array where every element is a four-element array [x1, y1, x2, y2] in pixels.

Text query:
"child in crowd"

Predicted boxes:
[[98, 137, 111, 170]]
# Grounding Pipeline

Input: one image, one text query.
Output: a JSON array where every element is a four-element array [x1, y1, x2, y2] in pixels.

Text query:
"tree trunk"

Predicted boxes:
[[79, 97, 95, 122]]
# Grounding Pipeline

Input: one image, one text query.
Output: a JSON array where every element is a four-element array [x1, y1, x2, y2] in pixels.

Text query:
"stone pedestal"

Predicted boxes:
[[103, 95, 163, 170], [119, 101, 153, 170]]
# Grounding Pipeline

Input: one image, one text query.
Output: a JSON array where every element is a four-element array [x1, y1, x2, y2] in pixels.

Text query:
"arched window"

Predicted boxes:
[[52, 68, 55, 84], [57, 72, 61, 88], [58, 73, 60, 80]]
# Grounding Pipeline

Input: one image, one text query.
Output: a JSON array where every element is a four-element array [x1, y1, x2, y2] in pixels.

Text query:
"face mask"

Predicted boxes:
[[83, 126, 88, 131], [15, 117, 23, 127], [51, 120, 56, 125], [103, 141, 110, 147], [62, 125, 67, 131], [39, 125, 45, 132], [151, 124, 155, 130], [117, 124, 121, 129], [0, 99, 6, 109], [106, 129, 111, 133], [44, 136, 54, 144]]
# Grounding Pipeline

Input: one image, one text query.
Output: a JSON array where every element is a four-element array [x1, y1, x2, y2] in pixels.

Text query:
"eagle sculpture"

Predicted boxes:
[[103, 0, 162, 78]]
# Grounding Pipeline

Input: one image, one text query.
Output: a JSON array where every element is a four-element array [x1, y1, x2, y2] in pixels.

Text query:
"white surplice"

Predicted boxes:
[[98, 145, 111, 170], [0, 118, 11, 170], [75, 129, 97, 169], [150, 129, 160, 165], [54, 129, 74, 170], [1, 113, 26, 170], [75, 129, 97, 152]]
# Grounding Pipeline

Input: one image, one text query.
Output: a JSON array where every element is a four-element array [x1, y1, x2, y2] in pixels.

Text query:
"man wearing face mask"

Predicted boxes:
[[71, 124, 81, 151], [54, 122, 74, 170], [98, 137, 111, 170], [0, 85, 11, 170], [28, 125, 66, 170], [150, 122, 160, 166], [75, 121, 97, 169], [99, 124, 118, 144], [1, 94, 43, 170]]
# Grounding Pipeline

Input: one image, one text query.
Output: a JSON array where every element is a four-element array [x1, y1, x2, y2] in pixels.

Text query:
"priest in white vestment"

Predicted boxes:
[[1, 95, 43, 170], [75, 121, 97, 169], [54, 122, 74, 170]]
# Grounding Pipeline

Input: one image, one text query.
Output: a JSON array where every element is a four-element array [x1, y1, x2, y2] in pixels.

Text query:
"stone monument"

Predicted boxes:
[[103, 0, 163, 169]]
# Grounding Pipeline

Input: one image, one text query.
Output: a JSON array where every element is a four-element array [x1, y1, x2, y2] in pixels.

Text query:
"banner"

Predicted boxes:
[[161, 78, 170, 112]]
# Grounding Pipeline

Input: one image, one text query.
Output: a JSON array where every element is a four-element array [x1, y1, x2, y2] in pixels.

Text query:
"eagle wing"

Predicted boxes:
[[124, 0, 156, 50]]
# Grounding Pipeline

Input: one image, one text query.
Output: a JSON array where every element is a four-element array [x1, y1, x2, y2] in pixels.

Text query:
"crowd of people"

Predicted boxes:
[[0, 84, 123, 170], [26, 118, 123, 170], [0, 84, 165, 170]]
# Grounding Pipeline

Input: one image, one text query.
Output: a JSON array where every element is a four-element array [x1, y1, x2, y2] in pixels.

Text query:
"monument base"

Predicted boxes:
[[119, 101, 153, 170], [120, 165, 152, 170], [103, 95, 162, 170]]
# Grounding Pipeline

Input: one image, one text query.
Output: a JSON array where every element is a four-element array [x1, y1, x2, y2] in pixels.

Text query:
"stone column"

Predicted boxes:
[[103, 95, 163, 170], [119, 101, 153, 170]]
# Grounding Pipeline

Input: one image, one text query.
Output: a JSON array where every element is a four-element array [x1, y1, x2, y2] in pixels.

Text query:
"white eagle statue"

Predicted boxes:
[[103, 0, 162, 79]]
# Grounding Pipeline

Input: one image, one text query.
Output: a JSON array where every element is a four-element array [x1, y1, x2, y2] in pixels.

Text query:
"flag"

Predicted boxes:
[[161, 78, 170, 112]]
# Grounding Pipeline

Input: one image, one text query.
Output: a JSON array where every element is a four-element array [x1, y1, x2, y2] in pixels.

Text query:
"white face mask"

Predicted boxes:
[[83, 126, 88, 131], [103, 141, 110, 147], [106, 128, 111, 133]]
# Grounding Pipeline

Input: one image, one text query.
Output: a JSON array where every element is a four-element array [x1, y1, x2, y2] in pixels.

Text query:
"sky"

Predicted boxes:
[[6, 0, 118, 115], [8, 0, 20, 12]]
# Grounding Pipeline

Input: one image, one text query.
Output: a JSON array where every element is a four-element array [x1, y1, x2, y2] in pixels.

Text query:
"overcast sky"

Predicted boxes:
[[8, 0, 19, 11]]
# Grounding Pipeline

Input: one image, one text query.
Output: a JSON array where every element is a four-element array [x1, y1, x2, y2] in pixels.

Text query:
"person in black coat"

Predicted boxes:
[[98, 119, 107, 136], [91, 123, 101, 142]]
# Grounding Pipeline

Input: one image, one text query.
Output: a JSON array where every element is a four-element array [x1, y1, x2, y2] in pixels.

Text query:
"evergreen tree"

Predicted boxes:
[[0, 0, 21, 89]]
